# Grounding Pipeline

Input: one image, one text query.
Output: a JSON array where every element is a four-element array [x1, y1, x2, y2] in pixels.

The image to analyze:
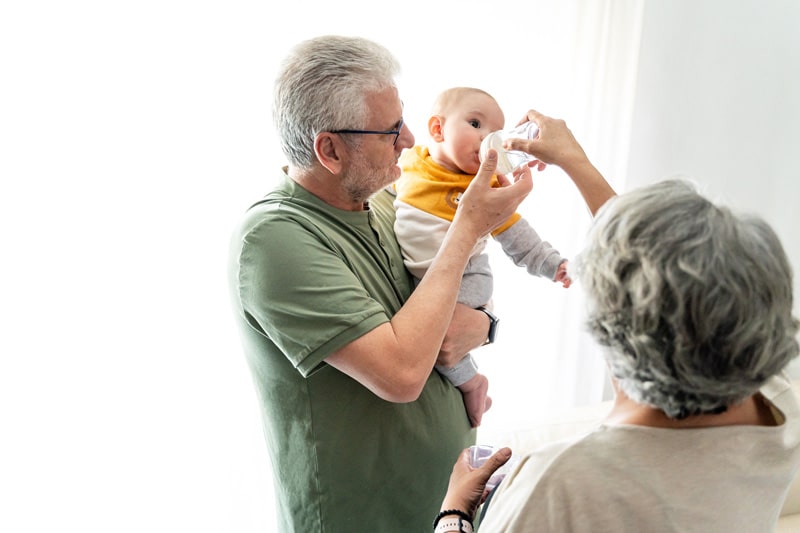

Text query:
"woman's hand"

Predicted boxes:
[[507, 109, 589, 169], [506, 109, 617, 216], [440, 446, 513, 519]]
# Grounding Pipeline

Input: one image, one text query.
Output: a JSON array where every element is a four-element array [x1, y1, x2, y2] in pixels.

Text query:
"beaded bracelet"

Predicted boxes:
[[433, 509, 473, 531]]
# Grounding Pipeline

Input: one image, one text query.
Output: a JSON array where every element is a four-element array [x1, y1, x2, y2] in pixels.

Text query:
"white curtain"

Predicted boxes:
[[1, 1, 642, 531], [478, 0, 644, 438]]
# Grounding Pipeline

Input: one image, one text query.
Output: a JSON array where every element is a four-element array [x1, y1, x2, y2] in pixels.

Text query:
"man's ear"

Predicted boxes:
[[428, 115, 444, 142], [315, 132, 346, 174]]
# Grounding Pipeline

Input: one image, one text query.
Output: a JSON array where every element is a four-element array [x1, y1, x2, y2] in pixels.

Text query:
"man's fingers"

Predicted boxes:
[[474, 148, 498, 184]]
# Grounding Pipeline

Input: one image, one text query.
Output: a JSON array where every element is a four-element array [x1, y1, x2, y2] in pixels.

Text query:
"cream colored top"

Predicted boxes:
[[480, 373, 800, 533]]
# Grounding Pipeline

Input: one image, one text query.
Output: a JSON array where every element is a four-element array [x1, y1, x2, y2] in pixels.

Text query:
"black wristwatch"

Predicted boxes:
[[477, 306, 499, 345]]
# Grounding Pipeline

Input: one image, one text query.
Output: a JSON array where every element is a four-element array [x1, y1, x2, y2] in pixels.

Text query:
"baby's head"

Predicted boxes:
[[426, 87, 505, 175]]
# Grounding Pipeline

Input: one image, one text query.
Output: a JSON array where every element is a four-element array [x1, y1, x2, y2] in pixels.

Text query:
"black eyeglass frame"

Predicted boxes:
[[330, 118, 404, 146]]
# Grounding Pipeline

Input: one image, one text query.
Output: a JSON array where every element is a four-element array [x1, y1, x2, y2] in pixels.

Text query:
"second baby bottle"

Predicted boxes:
[[479, 121, 540, 175]]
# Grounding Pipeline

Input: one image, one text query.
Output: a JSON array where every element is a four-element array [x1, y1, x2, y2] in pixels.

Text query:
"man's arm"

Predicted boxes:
[[437, 304, 492, 368]]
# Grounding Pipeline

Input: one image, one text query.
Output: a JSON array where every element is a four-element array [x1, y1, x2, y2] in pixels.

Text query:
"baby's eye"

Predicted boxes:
[[469, 119, 480, 129]]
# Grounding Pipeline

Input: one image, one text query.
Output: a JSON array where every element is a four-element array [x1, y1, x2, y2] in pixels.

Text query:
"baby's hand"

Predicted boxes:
[[554, 261, 572, 288]]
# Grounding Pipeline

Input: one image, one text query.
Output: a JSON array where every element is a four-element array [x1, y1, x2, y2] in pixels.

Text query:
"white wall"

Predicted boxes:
[[624, 0, 800, 373]]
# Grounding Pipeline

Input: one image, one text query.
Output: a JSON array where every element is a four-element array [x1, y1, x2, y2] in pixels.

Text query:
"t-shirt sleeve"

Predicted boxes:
[[235, 211, 390, 376]]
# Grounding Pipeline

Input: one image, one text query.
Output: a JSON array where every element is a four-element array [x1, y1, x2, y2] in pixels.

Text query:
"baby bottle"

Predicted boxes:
[[479, 121, 540, 175], [468, 444, 519, 491]]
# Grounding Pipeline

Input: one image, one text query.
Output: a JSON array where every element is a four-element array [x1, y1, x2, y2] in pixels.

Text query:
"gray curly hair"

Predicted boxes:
[[272, 35, 401, 168], [575, 178, 799, 419]]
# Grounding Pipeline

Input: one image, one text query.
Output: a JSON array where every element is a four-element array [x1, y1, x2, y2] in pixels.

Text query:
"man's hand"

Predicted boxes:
[[453, 149, 533, 241], [438, 304, 492, 367]]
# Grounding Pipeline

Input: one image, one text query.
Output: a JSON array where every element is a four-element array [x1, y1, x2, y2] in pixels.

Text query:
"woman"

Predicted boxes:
[[434, 114, 800, 533]]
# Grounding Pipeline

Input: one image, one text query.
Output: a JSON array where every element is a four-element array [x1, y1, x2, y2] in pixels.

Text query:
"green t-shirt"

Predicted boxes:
[[228, 173, 475, 532]]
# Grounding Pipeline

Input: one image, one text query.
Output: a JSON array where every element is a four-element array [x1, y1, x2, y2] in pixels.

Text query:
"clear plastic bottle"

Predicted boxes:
[[468, 444, 520, 491], [479, 121, 540, 175]]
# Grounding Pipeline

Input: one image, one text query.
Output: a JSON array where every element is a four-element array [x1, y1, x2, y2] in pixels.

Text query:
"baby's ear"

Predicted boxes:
[[428, 115, 444, 141]]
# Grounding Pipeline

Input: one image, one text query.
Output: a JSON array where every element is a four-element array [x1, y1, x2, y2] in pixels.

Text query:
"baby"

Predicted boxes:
[[392, 87, 570, 427]]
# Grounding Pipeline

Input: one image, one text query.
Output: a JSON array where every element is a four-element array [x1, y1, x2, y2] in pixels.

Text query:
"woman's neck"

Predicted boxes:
[[604, 389, 778, 429]]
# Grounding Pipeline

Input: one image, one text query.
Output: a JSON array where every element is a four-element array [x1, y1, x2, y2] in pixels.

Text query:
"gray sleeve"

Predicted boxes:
[[494, 218, 566, 280], [459, 254, 493, 308], [435, 353, 479, 387]]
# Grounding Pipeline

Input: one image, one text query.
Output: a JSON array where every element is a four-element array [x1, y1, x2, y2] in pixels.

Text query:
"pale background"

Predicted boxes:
[[1, 0, 798, 531]]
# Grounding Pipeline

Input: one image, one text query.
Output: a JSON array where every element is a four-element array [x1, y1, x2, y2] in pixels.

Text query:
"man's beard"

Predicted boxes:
[[342, 152, 395, 205]]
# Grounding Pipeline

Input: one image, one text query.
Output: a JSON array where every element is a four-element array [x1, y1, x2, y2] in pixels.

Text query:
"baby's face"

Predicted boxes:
[[438, 93, 505, 175]]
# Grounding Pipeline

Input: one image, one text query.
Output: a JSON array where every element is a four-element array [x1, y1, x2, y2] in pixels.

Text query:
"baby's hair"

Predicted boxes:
[[431, 87, 497, 116]]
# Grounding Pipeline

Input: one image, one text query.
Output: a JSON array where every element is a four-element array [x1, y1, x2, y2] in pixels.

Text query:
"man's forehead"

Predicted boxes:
[[365, 87, 403, 119]]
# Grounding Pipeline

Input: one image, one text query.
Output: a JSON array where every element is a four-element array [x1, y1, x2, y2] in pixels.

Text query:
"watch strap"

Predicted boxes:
[[434, 517, 474, 533], [476, 305, 499, 345]]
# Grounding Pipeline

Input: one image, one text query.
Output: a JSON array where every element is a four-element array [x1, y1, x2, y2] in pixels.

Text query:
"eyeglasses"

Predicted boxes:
[[330, 118, 404, 146]]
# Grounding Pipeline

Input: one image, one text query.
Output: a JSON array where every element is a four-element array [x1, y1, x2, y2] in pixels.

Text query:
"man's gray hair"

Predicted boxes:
[[273, 35, 401, 168], [576, 178, 799, 418]]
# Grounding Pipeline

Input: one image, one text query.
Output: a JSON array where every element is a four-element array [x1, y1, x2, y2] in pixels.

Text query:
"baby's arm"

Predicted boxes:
[[495, 217, 568, 284], [435, 353, 479, 388]]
